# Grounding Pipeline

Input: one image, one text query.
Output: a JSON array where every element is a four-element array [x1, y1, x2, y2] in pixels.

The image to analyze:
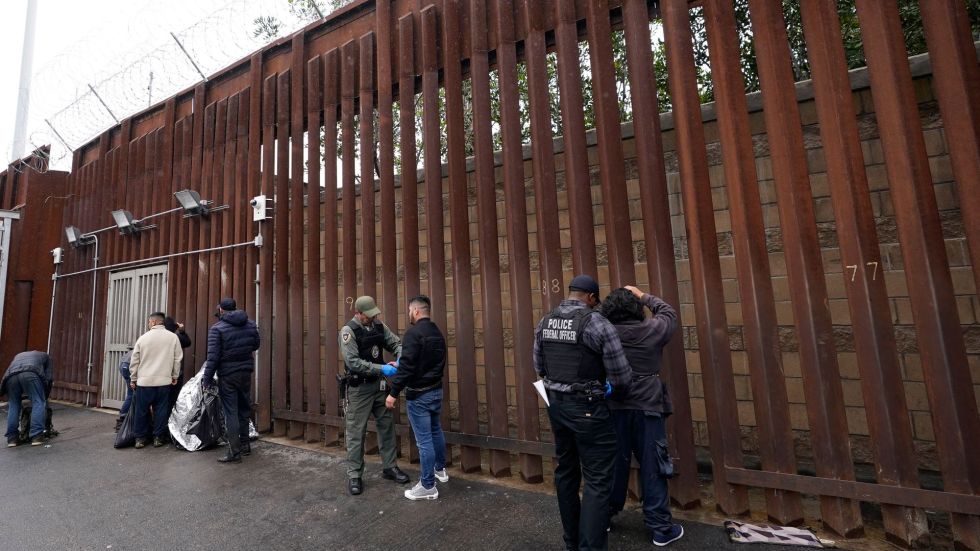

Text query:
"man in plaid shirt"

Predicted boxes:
[[533, 274, 633, 551]]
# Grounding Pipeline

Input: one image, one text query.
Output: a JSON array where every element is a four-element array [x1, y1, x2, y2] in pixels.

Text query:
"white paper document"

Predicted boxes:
[[532, 380, 550, 407]]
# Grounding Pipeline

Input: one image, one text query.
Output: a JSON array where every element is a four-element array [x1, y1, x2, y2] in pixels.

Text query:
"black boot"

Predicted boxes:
[[217, 449, 242, 463], [242, 439, 251, 456]]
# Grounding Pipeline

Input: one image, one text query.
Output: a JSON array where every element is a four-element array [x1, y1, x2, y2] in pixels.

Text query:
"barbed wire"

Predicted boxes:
[[8, 0, 346, 173]]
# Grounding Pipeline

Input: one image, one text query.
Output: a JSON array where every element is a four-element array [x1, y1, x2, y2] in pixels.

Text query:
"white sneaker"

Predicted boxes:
[[434, 468, 449, 483], [404, 481, 439, 500]]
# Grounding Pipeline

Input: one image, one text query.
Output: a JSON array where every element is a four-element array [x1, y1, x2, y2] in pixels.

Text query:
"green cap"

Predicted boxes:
[[354, 296, 381, 318]]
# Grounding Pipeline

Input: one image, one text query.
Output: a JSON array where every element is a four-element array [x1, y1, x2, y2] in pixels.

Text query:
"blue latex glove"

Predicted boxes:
[[381, 363, 397, 377], [605, 381, 613, 397]]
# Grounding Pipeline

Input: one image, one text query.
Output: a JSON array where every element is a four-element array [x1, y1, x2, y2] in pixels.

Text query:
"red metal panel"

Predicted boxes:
[[522, 0, 563, 312], [796, 1, 928, 545], [210, 101, 228, 374], [289, 33, 307, 440], [421, 5, 453, 465], [585, 0, 633, 286], [443, 0, 482, 473], [306, 54, 324, 443], [660, 0, 748, 515], [855, 1, 980, 546], [233, 89, 250, 308], [702, 0, 802, 525], [749, 0, 863, 535], [495, 0, 543, 483], [376, 0, 405, 454], [469, 0, 511, 478], [377, 0, 398, 338], [222, 94, 238, 299], [920, 0, 980, 315], [196, 103, 216, 371], [246, 52, 264, 318], [256, 72, 278, 431], [190, 85, 209, 369], [553, 0, 597, 277], [162, 98, 177, 271], [323, 47, 342, 445], [398, 14, 420, 303], [619, 0, 699, 509], [273, 71, 291, 437], [342, 40, 358, 327], [359, 32, 378, 300]]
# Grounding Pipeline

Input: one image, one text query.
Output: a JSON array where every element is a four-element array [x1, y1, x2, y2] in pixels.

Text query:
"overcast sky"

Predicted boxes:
[[1, 0, 292, 169]]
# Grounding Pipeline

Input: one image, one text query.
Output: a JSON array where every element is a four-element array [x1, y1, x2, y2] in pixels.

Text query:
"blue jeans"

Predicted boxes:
[[406, 388, 446, 489], [609, 409, 673, 538], [4, 372, 46, 440], [134, 385, 171, 439], [119, 364, 134, 416]]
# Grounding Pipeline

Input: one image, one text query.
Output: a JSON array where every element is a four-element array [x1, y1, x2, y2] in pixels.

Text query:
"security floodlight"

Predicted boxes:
[[65, 225, 94, 248], [174, 189, 228, 217], [112, 209, 138, 234]]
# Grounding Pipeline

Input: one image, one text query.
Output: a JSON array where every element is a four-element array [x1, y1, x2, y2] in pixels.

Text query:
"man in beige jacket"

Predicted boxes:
[[129, 311, 182, 448]]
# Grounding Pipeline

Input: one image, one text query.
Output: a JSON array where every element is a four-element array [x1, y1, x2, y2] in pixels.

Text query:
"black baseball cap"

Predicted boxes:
[[568, 274, 600, 297], [218, 298, 237, 311]]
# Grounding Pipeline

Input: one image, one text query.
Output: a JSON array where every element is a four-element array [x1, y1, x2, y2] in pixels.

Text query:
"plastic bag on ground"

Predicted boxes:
[[187, 389, 224, 448], [114, 410, 136, 448]]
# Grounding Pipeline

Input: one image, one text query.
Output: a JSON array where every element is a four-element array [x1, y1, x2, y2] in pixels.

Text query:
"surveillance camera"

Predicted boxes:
[[251, 195, 269, 221]]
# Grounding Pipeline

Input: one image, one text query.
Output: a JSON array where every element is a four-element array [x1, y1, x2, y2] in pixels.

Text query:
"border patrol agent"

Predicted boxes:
[[533, 275, 633, 551], [340, 295, 409, 495]]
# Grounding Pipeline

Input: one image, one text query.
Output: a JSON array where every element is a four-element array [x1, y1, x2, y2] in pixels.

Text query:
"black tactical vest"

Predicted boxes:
[[540, 307, 604, 385], [347, 320, 385, 364]]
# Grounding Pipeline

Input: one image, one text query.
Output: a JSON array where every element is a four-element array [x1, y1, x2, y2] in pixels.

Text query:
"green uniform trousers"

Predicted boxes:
[[345, 381, 398, 478]]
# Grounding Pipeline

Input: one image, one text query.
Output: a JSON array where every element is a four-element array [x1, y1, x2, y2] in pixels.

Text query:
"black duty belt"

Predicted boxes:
[[547, 388, 606, 402], [347, 374, 379, 387]]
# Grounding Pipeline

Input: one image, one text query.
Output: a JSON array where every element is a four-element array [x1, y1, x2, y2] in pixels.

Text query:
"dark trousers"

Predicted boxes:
[[609, 409, 673, 537], [4, 372, 46, 440], [134, 386, 170, 439], [118, 365, 133, 416], [546, 391, 617, 551], [218, 370, 251, 454]]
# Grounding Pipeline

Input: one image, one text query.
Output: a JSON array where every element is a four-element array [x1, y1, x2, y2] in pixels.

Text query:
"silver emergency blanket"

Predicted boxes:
[[725, 520, 833, 548], [168, 368, 259, 451]]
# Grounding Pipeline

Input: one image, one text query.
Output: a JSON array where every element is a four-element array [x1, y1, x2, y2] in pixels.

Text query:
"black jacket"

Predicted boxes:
[[204, 310, 260, 380], [388, 318, 446, 400], [1, 351, 54, 398]]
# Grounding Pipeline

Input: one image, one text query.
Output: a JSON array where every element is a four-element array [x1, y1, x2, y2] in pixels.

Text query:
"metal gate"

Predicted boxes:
[[100, 264, 168, 408], [0, 210, 21, 339]]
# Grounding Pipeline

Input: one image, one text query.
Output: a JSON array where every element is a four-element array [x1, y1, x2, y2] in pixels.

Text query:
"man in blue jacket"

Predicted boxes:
[[204, 298, 260, 463], [2, 351, 54, 447]]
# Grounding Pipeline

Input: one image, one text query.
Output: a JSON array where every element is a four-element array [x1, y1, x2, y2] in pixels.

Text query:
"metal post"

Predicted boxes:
[[85, 234, 99, 407], [44, 119, 74, 153], [11, 0, 37, 161], [88, 84, 119, 123], [171, 32, 208, 83]]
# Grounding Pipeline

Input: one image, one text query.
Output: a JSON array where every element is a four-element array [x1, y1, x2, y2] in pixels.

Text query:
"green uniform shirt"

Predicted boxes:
[[339, 317, 402, 377]]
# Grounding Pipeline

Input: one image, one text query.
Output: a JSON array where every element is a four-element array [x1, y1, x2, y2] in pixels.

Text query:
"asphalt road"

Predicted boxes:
[[0, 403, 797, 551]]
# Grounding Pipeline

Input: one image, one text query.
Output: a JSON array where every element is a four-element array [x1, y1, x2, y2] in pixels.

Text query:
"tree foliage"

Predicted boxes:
[[257, 0, 980, 175]]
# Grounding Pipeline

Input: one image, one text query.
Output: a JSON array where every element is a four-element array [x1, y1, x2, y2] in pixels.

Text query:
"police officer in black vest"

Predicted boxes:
[[340, 295, 409, 495], [533, 275, 633, 551]]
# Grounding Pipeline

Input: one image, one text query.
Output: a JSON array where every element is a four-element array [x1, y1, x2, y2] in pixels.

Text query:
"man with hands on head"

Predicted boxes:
[[601, 285, 683, 547], [385, 295, 449, 501], [340, 295, 409, 495]]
